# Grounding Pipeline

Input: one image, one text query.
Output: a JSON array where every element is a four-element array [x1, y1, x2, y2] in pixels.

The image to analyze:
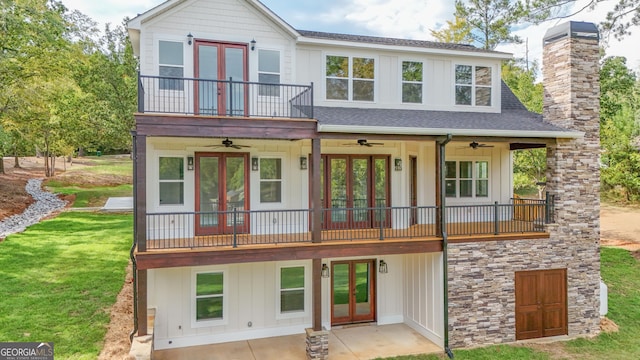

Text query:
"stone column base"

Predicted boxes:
[[305, 328, 329, 360]]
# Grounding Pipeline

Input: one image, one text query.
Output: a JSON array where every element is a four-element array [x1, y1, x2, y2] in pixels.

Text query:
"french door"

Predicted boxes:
[[331, 260, 376, 325], [195, 153, 249, 235], [194, 41, 248, 116], [321, 155, 390, 229]]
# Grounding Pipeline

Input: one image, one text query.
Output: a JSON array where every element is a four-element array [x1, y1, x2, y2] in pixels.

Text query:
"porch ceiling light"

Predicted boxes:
[[250, 38, 256, 51], [187, 32, 194, 45], [379, 260, 388, 274], [321, 263, 330, 278]]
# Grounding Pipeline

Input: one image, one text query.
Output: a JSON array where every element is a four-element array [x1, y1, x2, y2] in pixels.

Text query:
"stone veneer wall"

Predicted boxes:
[[448, 27, 601, 348]]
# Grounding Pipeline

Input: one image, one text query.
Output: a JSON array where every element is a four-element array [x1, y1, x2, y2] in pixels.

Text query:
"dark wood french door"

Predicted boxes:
[[515, 269, 568, 340], [194, 41, 248, 116], [331, 260, 376, 325], [195, 153, 249, 235], [320, 155, 390, 229]]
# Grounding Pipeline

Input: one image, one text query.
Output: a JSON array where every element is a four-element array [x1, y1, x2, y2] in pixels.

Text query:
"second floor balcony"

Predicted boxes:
[[137, 74, 314, 119]]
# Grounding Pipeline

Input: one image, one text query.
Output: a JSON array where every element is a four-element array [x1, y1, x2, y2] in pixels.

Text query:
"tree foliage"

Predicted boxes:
[[430, 16, 475, 44], [0, 0, 137, 176]]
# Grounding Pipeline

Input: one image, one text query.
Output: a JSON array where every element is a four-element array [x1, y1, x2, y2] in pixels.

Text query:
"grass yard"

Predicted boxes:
[[380, 247, 640, 360], [0, 212, 132, 360], [46, 156, 133, 208]]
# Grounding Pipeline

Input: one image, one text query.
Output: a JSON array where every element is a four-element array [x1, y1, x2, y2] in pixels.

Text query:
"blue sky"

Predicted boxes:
[[61, 0, 640, 74]]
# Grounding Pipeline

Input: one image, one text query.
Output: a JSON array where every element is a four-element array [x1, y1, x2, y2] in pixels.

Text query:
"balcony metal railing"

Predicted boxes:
[[137, 74, 313, 119], [143, 201, 553, 250]]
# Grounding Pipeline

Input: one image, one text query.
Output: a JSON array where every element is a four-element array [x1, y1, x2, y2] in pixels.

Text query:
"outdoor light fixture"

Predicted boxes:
[[187, 156, 194, 171], [187, 33, 194, 45], [250, 39, 256, 51], [394, 158, 402, 171], [379, 260, 388, 274], [321, 264, 330, 278], [251, 157, 259, 171], [299, 156, 308, 170]]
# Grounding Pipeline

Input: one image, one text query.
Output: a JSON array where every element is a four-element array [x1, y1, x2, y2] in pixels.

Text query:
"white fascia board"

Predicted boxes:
[[317, 124, 583, 139], [247, 0, 300, 38], [127, 0, 181, 27], [296, 37, 513, 60]]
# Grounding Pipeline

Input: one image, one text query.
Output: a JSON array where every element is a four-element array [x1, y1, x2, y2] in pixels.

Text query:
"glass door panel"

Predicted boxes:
[[197, 44, 219, 115], [332, 263, 350, 321], [198, 157, 220, 230], [373, 157, 388, 224], [354, 262, 372, 317], [329, 158, 347, 225], [225, 156, 246, 227], [225, 47, 246, 116], [351, 158, 369, 226]]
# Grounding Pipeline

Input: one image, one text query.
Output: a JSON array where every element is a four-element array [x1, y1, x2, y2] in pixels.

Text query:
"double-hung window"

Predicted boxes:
[[326, 55, 375, 101], [259, 158, 282, 203], [159, 157, 184, 205], [159, 40, 184, 90], [445, 160, 489, 198], [277, 264, 307, 318], [258, 49, 280, 97], [402, 61, 423, 103], [455, 65, 492, 106], [194, 271, 225, 325]]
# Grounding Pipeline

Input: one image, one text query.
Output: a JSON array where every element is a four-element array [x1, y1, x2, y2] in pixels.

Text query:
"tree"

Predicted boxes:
[[430, 16, 474, 44], [453, 0, 526, 49]]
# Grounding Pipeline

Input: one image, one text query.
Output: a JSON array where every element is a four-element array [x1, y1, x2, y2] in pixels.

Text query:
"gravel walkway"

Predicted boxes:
[[0, 178, 67, 239]]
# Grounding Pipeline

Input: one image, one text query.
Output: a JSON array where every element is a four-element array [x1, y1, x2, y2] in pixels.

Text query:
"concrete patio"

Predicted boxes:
[[153, 323, 441, 360]]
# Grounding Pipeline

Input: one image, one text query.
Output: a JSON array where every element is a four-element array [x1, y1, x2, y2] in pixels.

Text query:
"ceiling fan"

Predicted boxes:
[[206, 138, 250, 149], [468, 141, 494, 149], [342, 139, 384, 147]]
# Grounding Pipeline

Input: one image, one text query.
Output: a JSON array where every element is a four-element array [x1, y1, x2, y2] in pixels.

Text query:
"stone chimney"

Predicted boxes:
[[543, 21, 601, 336]]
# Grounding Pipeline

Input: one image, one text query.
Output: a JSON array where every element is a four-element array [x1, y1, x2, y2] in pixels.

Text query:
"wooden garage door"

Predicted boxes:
[[515, 269, 567, 340]]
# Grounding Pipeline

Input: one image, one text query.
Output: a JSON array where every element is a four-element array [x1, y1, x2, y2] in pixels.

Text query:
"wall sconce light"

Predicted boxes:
[[250, 39, 256, 51], [187, 33, 194, 45], [379, 260, 388, 274], [299, 156, 308, 170], [187, 156, 194, 171], [321, 264, 330, 278], [394, 158, 402, 171], [251, 157, 259, 171]]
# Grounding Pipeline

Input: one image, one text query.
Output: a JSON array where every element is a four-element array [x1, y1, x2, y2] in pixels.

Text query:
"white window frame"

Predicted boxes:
[[400, 60, 424, 104], [445, 158, 491, 201], [191, 268, 228, 328], [158, 156, 185, 206], [275, 261, 310, 320], [325, 54, 376, 102], [454, 64, 493, 107], [259, 157, 283, 204], [258, 49, 281, 98], [158, 40, 185, 91]]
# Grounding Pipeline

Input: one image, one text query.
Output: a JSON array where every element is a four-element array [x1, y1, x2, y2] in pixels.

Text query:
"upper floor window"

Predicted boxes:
[[455, 65, 492, 106], [260, 158, 282, 203], [445, 160, 489, 198], [258, 49, 280, 96], [326, 55, 375, 101], [159, 40, 184, 90], [159, 157, 184, 205], [402, 61, 423, 104]]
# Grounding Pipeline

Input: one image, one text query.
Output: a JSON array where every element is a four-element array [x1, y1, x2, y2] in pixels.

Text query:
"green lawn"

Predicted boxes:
[[46, 182, 132, 208], [0, 212, 132, 360], [380, 247, 640, 360]]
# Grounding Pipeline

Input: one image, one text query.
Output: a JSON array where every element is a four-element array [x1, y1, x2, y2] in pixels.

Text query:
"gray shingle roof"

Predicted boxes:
[[314, 82, 575, 137], [297, 30, 509, 55]]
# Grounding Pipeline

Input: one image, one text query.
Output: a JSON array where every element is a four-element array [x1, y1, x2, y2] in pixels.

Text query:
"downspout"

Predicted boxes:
[[438, 134, 454, 359], [129, 131, 139, 342]]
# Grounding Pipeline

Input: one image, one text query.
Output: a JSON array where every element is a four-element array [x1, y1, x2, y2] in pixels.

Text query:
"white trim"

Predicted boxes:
[[317, 124, 584, 139], [191, 268, 229, 328], [399, 59, 425, 105], [297, 37, 512, 60], [275, 261, 311, 320], [378, 314, 404, 325], [324, 53, 378, 103], [158, 156, 185, 207], [404, 318, 444, 348], [444, 157, 491, 201], [154, 324, 310, 350]]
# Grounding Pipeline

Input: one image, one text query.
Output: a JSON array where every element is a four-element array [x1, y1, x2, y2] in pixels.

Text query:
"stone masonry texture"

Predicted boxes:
[[447, 29, 601, 348]]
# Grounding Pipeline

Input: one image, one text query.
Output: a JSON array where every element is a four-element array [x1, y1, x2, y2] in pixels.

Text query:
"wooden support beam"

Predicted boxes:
[[435, 144, 442, 235], [312, 258, 322, 331], [312, 138, 322, 243], [137, 269, 148, 336], [134, 134, 147, 252]]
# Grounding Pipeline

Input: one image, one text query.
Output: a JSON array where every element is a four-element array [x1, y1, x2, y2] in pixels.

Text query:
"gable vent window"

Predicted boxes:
[[159, 40, 184, 91], [326, 55, 375, 102], [455, 65, 492, 106]]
